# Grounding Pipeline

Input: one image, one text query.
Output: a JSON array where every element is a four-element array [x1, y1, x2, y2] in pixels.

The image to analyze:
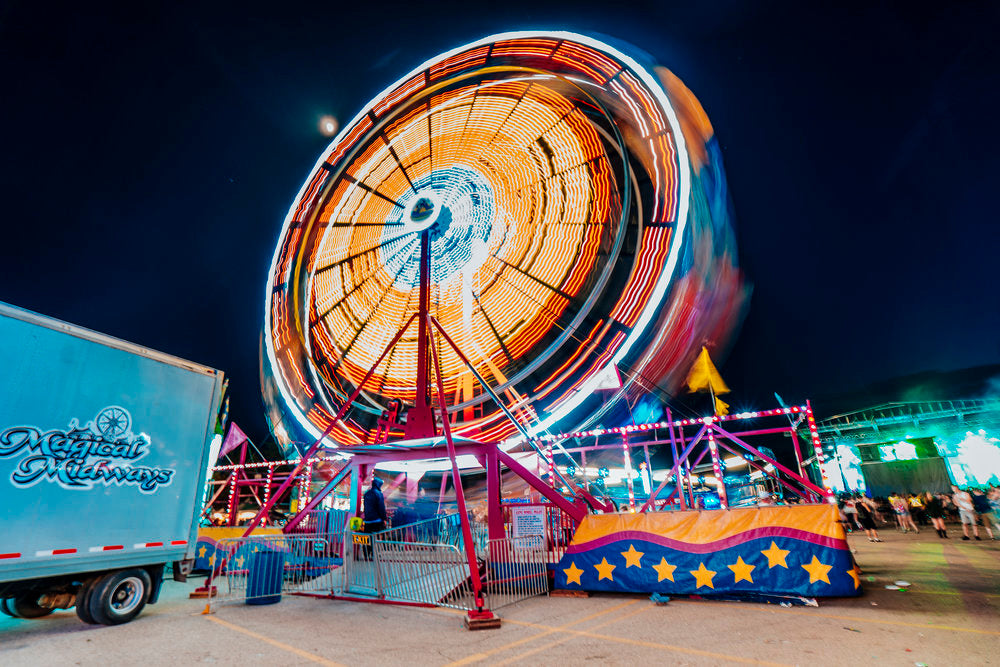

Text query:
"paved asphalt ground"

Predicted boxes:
[[2, 529, 998, 666]]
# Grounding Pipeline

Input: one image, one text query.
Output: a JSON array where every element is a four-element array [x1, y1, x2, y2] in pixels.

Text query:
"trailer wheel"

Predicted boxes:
[[74, 578, 100, 624], [89, 569, 151, 625], [0, 597, 17, 617], [11, 595, 55, 619]]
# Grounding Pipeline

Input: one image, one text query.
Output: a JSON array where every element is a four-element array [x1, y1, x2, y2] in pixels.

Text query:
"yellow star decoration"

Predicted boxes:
[[235, 555, 245, 567], [761, 541, 790, 569], [198, 545, 207, 558], [621, 544, 644, 568], [727, 556, 755, 584], [594, 557, 616, 581], [563, 562, 584, 586], [847, 566, 861, 590], [208, 554, 216, 566], [652, 558, 676, 582], [689, 562, 717, 589], [801, 555, 833, 585]]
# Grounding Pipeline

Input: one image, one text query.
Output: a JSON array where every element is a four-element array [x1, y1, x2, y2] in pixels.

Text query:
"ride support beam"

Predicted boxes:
[[486, 446, 504, 541], [239, 312, 418, 537], [790, 428, 805, 478], [428, 319, 486, 611], [283, 464, 353, 533], [667, 409, 686, 510], [495, 449, 586, 522], [406, 230, 436, 439], [352, 463, 369, 517], [707, 429, 728, 509], [638, 424, 706, 513]]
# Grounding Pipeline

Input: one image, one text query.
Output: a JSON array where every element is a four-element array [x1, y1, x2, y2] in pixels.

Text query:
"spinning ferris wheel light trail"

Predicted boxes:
[[261, 31, 744, 466]]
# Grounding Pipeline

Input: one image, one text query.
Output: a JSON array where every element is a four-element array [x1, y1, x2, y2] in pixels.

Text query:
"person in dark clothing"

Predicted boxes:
[[358, 477, 388, 560], [855, 496, 882, 542], [924, 492, 948, 538], [971, 489, 995, 540], [363, 477, 388, 532]]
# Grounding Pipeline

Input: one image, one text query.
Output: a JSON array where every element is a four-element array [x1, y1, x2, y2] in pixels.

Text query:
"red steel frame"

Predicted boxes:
[[204, 227, 834, 616], [212, 231, 592, 621]]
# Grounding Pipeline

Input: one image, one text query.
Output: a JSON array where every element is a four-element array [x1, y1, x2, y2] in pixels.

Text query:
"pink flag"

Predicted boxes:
[[218, 422, 249, 461]]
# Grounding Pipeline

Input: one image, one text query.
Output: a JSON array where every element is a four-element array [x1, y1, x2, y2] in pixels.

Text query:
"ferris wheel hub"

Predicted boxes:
[[402, 190, 444, 233]]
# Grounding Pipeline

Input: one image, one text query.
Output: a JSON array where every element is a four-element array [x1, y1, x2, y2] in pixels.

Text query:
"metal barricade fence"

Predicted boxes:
[[371, 539, 477, 610], [210, 533, 341, 609], [364, 513, 489, 556], [340, 513, 486, 607], [545, 505, 578, 562], [285, 509, 348, 556], [207, 513, 547, 613], [504, 503, 579, 563], [484, 536, 548, 609]]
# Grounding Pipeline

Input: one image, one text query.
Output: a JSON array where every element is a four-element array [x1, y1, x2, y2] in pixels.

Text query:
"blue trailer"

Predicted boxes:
[[0, 302, 224, 625]]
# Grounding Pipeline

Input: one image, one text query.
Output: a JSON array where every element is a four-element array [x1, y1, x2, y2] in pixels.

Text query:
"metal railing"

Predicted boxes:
[[370, 539, 477, 610], [816, 398, 1000, 441], [484, 536, 548, 609], [207, 512, 548, 614], [339, 512, 488, 607], [504, 503, 579, 563], [285, 508, 349, 535], [210, 533, 341, 609]]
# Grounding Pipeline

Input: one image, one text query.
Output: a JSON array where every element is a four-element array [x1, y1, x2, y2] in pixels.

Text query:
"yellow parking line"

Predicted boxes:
[[494, 604, 652, 665], [444, 599, 639, 666], [500, 613, 790, 666], [205, 615, 346, 666]]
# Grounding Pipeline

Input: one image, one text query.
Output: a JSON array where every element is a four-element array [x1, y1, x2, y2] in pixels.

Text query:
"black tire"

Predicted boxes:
[[89, 569, 151, 626], [0, 597, 18, 617], [74, 578, 100, 624], [11, 595, 55, 619]]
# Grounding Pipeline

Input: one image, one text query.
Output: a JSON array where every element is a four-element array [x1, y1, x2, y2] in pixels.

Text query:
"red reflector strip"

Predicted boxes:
[[89, 545, 125, 552], [170, 540, 187, 546], [35, 548, 78, 557], [134, 542, 164, 548], [0, 553, 20, 559]]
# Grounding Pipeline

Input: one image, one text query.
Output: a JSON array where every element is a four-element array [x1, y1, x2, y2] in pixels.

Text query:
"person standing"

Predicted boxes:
[[924, 492, 948, 538], [363, 477, 388, 533], [841, 495, 859, 532], [984, 487, 1000, 538], [889, 492, 919, 533], [971, 488, 995, 540], [908, 493, 927, 526], [855, 496, 882, 542], [951, 485, 981, 540], [889, 492, 906, 533]]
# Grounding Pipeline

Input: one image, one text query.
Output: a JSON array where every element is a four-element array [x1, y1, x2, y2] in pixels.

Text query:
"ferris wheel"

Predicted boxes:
[[263, 31, 742, 456]]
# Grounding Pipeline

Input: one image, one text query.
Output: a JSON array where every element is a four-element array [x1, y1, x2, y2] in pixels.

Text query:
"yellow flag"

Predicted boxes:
[[714, 397, 730, 416], [685, 346, 730, 395]]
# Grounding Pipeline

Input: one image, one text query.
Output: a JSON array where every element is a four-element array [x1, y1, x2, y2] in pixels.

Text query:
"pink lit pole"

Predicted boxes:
[[707, 426, 728, 510], [806, 400, 835, 503], [622, 431, 636, 512]]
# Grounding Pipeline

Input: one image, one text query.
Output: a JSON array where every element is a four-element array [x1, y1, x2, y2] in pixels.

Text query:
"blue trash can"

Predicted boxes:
[[246, 549, 285, 605]]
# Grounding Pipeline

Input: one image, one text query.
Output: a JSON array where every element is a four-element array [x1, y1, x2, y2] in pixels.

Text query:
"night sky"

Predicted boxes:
[[2, 1, 997, 443]]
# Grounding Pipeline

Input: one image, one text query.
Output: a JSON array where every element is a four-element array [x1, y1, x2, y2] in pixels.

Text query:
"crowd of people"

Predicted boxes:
[[838, 486, 1000, 542]]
